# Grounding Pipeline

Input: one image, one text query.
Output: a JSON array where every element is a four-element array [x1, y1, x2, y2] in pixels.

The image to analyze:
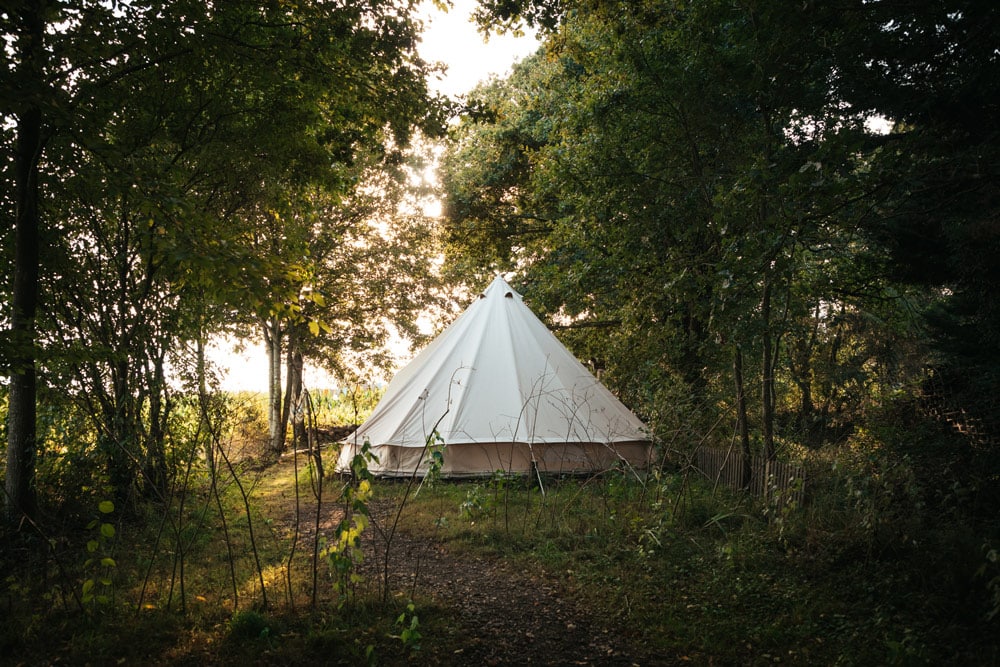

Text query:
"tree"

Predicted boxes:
[[275, 158, 445, 453], [252, 151, 445, 454], [443, 0, 916, 457], [832, 0, 1000, 468], [835, 1, 1000, 361], [3, 0, 46, 521], [2, 0, 444, 516]]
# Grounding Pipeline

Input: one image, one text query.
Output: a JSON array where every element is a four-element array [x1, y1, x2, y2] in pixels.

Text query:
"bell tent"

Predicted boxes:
[[336, 276, 652, 477]]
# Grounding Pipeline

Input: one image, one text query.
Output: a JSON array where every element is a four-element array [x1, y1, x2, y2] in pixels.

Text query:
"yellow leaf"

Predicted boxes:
[[309, 321, 320, 336]]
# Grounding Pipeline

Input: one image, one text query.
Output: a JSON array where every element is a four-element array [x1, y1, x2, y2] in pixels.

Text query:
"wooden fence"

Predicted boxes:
[[920, 366, 999, 449], [693, 447, 806, 507]]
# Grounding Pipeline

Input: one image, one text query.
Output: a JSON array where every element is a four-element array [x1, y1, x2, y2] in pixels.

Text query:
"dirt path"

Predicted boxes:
[[268, 447, 658, 665], [357, 498, 651, 666]]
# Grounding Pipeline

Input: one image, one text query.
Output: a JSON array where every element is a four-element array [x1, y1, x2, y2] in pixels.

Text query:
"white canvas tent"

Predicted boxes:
[[336, 276, 652, 477]]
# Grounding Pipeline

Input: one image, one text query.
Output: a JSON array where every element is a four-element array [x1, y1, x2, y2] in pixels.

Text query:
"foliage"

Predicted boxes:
[[981, 543, 1000, 622], [441, 0, 940, 466], [458, 469, 513, 526], [1, 406, 998, 664], [82, 500, 117, 611], [2, 0, 446, 516], [309, 386, 385, 428], [392, 601, 423, 654], [0, 399, 438, 663], [322, 441, 377, 606], [228, 610, 279, 644], [393, 459, 997, 664], [445, 0, 1000, 466], [256, 144, 448, 454], [2, 0, 999, 663]]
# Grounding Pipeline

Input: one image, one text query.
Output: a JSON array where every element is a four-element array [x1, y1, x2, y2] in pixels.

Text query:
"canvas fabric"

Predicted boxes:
[[336, 276, 652, 477]]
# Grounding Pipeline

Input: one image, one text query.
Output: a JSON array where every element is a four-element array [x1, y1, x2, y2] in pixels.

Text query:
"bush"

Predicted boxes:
[[229, 610, 277, 642], [308, 386, 383, 427]]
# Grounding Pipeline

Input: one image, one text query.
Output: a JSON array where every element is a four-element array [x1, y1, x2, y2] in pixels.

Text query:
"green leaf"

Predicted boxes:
[[100, 557, 117, 568], [87, 540, 99, 553], [100, 523, 116, 538], [98, 500, 115, 514], [82, 579, 94, 595]]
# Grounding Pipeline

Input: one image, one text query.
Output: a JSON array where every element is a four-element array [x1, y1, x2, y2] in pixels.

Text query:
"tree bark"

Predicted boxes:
[[734, 345, 752, 491], [288, 340, 306, 451], [144, 348, 169, 498], [761, 276, 776, 462], [5, 2, 45, 524], [264, 318, 285, 453]]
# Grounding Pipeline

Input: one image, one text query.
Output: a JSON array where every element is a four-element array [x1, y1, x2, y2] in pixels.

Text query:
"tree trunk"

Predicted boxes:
[[761, 276, 776, 462], [819, 302, 848, 425], [287, 340, 306, 451], [108, 359, 134, 505], [264, 318, 285, 453], [5, 3, 45, 524], [281, 330, 297, 446], [144, 349, 169, 498], [195, 327, 217, 475], [789, 340, 815, 433], [734, 345, 752, 491]]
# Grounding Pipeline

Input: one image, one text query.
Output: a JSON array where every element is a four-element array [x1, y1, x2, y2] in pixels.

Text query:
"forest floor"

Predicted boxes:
[[260, 447, 660, 666], [356, 498, 654, 666], [9, 429, 995, 665]]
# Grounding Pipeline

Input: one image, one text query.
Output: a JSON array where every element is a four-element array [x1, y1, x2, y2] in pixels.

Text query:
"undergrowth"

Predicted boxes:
[[387, 449, 1000, 666], [2, 394, 998, 665]]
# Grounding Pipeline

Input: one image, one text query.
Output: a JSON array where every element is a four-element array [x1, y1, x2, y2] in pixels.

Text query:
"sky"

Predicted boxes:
[[212, 1, 540, 392], [418, 0, 540, 98]]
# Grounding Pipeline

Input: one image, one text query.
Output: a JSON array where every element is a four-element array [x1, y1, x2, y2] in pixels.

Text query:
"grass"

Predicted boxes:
[[1, 447, 417, 665], [3, 421, 999, 665], [383, 466, 1000, 665]]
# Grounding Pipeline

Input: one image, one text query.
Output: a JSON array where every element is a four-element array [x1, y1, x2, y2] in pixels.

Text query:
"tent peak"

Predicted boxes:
[[482, 274, 520, 300]]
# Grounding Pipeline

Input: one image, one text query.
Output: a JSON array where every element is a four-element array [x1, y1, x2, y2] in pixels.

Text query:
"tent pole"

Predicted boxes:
[[528, 447, 545, 496]]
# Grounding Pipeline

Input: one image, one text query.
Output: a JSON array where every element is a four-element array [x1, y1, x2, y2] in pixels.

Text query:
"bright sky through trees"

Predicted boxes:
[[418, 0, 540, 97], [213, 1, 539, 391]]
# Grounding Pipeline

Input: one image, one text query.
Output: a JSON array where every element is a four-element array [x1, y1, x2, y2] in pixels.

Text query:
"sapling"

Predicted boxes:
[[82, 500, 117, 611]]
